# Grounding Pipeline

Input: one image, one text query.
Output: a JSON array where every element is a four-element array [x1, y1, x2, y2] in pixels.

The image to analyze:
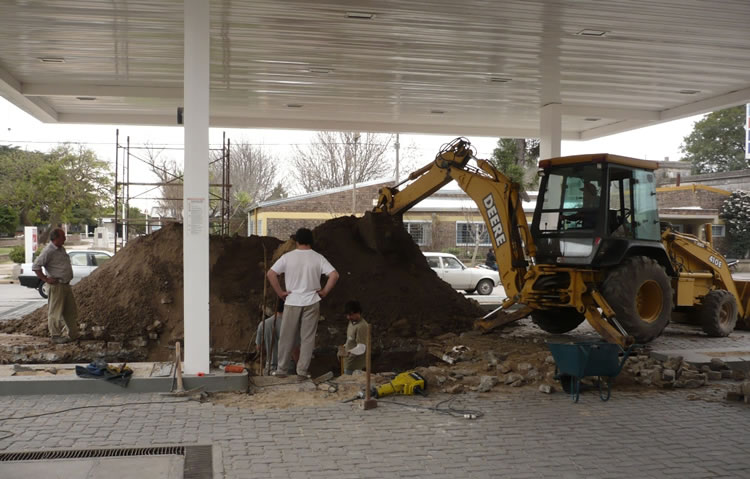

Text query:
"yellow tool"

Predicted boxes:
[[374, 371, 427, 398]]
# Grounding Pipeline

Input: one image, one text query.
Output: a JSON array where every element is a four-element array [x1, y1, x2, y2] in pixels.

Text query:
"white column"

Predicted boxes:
[[183, 0, 210, 374], [540, 103, 562, 159]]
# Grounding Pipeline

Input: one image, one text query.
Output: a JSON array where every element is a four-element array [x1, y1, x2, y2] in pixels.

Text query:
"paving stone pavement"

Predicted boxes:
[[0, 390, 748, 478]]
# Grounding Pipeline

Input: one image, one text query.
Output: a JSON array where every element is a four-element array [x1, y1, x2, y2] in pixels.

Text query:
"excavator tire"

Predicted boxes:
[[699, 290, 738, 337], [601, 256, 673, 343], [531, 308, 586, 334]]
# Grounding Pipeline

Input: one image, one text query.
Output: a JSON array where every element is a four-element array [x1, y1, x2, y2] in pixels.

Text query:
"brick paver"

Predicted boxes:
[[0, 390, 748, 478]]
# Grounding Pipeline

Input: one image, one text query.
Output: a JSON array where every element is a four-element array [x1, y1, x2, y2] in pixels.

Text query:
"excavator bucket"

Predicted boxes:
[[356, 211, 403, 253]]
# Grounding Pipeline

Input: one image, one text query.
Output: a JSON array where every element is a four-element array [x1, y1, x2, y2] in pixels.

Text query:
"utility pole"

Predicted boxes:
[[352, 133, 360, 214], [394, 133, 400, 184]]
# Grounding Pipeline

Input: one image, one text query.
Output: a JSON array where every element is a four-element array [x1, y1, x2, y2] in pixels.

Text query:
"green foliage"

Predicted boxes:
[[0, 205, 18, 235], [267, 182, 288, 201], [681, 106, 746, 174], [9, 245, 45, 263], [0, 144, 111, 228], [490, 138, 540, 190], [9, 245, 25, 263], [719, 190, 750, 258]]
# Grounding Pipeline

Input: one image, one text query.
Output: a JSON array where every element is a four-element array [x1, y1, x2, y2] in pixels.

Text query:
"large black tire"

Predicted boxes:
[[37, 282, 49, 299], [699, 290, 738, 337], [531, 308, 586, 334], [601, 256, 673, 343]]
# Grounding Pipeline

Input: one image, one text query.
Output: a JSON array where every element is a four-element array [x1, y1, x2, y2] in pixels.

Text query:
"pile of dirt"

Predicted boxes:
[[2, 215, 483, 363]]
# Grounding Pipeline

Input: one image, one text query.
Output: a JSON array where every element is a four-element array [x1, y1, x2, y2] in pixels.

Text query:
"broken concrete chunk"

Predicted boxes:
[[663, 355, 683, 371], [496, 362, 512, 374], [504, 373, 524, 385], [707, 371, 722, 381], [662, 369, 676, 382], [516, 362, 533, 372], [538, 384, 554, 394], [709, 357, 728, 371], [444, 384, 464, 394], [477, 375, 499, 392]]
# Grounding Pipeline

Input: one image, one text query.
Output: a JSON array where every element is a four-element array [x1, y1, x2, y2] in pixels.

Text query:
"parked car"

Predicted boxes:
[[18, 250, 113, 298], [423, 252, 500, 295]]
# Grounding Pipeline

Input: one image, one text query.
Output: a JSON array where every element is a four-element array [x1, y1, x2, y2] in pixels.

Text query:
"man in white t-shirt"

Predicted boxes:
[[267, 227, 339, 378]]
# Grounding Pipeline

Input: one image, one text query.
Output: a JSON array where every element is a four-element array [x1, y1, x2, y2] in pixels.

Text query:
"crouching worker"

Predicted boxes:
[[339, 300, 369, 375], [256, 299, 284, 374]]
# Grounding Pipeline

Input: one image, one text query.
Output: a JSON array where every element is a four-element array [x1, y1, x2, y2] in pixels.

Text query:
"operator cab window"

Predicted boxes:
[[537, 165, 603, 233]]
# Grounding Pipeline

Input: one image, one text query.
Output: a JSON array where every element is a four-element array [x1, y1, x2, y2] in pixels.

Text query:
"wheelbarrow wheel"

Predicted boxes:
[[531, 308, 586, 334], [602, 256, 673, 343], [597, 376, 612, 401]]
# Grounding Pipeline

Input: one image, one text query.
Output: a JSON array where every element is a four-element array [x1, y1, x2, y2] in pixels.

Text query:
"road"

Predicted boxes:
[[0, 283, 46, 321]]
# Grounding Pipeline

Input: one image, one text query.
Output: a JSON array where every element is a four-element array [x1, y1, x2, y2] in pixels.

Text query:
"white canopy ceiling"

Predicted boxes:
[[1, 0, 749, 139]]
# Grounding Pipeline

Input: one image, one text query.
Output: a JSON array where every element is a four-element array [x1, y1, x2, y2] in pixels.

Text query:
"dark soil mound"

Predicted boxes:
[[2, 215, 484, 362]]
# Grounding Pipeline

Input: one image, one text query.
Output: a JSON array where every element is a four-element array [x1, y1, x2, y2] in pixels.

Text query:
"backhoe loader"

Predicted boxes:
[[370, 137, 750, 347]]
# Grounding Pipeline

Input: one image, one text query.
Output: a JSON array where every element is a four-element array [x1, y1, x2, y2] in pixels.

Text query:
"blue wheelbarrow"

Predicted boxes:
[[547, 341, 635, 402]]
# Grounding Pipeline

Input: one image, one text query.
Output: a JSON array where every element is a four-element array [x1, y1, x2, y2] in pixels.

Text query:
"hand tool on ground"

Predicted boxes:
[[373, 371, 427, 398], [161, 341, 204, 397]]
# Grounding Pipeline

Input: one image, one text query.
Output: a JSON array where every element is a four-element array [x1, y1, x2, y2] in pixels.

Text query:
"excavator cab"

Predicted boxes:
[[531, 154, 665, 268]]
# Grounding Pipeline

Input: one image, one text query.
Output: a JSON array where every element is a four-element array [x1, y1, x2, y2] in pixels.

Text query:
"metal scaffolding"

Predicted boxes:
[[113, 130, 232, 252]]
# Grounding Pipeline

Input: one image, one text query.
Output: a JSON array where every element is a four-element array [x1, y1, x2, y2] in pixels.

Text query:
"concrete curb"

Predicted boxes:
[[0, 365, 248, 396]]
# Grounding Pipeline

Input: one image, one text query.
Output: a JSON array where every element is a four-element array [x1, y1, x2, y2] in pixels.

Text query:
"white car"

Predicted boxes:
[[423, 252, 500, 295], [18, 250, 113, 298]]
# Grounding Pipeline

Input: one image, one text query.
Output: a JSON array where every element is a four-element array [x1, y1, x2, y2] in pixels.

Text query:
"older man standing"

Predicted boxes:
[[32, 228, 79, 344], [267, 227, 339, 379]]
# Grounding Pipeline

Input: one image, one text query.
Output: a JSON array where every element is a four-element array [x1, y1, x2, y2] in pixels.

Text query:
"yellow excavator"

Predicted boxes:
[[370, 137, 750, 347]]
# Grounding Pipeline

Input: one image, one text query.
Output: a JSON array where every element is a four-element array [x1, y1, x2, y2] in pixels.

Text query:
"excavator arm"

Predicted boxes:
[[373, 138, 535, 298]]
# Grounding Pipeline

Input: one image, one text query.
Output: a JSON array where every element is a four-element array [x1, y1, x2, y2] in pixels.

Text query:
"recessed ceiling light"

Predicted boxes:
[[490, 77, 511, 83], [584, 117, 600, 122], [287, 103, 303, 108], [576, 29, 608, 37], [76, 96, 96, 101], [346, 11, 375, 20], [38, 57, 65, 63], [308, 67, 333, 74], [678, 89, 700, 95], [430, 109, 445, 115]]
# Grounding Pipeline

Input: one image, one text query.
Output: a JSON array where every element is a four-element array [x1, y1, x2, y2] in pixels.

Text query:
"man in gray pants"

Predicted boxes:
[[32, 228, 79, 344], [267, 228, 339, 378]]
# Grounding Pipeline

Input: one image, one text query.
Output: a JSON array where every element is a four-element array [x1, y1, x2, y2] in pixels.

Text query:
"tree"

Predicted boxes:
[[681, 105, 745, 174], [142, 144, 184, 220], [719, 190, 750, 258], [0, 144, 111, 230], [209, 141, 284, 233], [291, 131, 392, 192], [490, 138, 540, 190], [0, 204, 18, 235]]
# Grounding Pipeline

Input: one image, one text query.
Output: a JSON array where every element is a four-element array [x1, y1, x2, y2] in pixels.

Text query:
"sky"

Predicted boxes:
[[0, 96, 703, 211]]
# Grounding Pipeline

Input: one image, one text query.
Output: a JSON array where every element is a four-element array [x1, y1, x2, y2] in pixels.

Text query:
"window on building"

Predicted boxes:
[[711, 224, 725, 237], [404, 221, 431, 246], [456, 221, 490, 246]]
